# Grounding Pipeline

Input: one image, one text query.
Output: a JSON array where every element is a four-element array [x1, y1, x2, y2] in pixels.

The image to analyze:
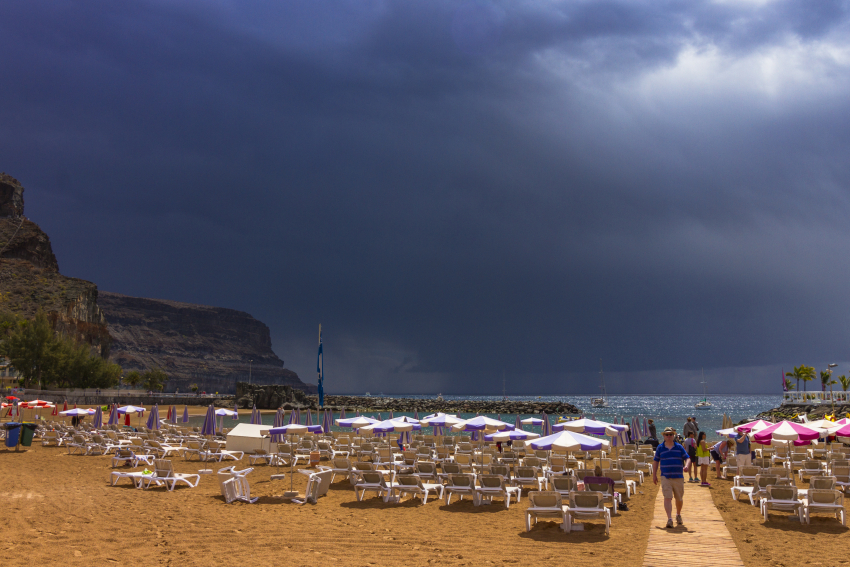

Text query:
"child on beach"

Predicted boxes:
[[695, 431, 711, 486]]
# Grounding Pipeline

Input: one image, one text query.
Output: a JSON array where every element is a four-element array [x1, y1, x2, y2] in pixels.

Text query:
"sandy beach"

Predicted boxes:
[[2, 439, 660, 567], [6, 407, 850, 567], [710, 473, 850, 567]]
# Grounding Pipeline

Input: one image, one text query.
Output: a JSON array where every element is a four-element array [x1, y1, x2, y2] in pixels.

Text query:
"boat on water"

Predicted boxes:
[[695, 368, 712, 410], [591, 359, 610, 408]]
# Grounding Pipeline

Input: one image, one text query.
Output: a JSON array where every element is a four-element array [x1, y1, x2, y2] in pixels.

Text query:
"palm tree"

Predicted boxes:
[[786, 365, 816, 393], [784, 377, 796, 391], [800, 365, 815, 393], [839, 375, 850, 392], [821, 370, 833, 392]]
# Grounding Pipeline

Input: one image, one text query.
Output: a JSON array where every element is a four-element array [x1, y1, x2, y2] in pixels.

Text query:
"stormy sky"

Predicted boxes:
[[2, 0, 850, 395]]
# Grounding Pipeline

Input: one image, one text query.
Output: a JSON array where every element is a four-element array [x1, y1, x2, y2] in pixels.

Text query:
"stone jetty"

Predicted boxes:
[[756, 403, 850, 423], [234, 383, 582, 414]]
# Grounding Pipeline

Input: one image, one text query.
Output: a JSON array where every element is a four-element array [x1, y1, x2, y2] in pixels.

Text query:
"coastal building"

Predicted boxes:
[[0, 358, 21, 391], [783, 390, 850, 405]]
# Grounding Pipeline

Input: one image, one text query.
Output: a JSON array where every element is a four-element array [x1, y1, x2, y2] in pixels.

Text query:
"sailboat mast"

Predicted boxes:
[[502, 371, 506, 400], [599, 359, 606, 400]]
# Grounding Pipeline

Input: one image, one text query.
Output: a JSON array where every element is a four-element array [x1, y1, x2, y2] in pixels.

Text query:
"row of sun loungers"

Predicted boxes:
[[728, 465, 847, 525]]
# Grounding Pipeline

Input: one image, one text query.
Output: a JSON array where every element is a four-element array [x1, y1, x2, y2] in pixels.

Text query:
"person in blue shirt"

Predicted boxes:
[[735, 430, 753, 467], [653, 426, 692, 528]]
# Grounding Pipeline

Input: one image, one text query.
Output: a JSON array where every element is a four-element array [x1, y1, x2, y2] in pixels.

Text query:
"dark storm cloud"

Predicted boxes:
[[2, 0, 850, 394]]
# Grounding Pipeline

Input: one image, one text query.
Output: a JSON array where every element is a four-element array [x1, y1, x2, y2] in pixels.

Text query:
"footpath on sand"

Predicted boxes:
[[643, 481, 744, 567]]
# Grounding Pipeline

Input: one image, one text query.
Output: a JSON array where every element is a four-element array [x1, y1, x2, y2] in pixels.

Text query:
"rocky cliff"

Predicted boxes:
[[0, 173, 110, 353], [99, 292, 315, 395]]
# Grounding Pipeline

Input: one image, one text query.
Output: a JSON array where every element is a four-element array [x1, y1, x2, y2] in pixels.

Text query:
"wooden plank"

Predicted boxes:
[[642, 481, 745, 567]]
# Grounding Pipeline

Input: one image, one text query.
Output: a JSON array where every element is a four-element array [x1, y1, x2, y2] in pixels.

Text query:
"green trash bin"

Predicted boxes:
[[19, 423, 37, 447]]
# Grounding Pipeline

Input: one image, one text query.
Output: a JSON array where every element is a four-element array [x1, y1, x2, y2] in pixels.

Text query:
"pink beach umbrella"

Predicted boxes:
[[828, 423, 850, 442], [752, 420, 819, 446], [735, 420, 774, 434]]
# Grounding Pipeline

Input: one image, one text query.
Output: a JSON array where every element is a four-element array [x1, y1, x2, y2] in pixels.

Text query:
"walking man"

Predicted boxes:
[[683, 417, 698, 438], [653, 426, 691, 528]]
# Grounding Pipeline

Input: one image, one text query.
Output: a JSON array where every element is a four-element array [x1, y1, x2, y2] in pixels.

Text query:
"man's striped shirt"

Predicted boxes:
[[653, 441, 689, 479]]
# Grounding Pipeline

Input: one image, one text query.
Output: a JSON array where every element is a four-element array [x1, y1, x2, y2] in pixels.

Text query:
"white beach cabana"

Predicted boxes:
[[226, 423, 273, 454]]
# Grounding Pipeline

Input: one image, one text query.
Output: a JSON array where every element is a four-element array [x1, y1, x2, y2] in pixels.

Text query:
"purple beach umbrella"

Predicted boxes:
[[322, 409, 332, 434], [201, 405, 216, 436], [92, 406, 103, 429], [250, 404, 261, 425], [271, 408, 284, 443], [107, 404, 118, 426], [541, 412, 552, 436], [146, 404, 160, 430], [182, 405, 189, 423]]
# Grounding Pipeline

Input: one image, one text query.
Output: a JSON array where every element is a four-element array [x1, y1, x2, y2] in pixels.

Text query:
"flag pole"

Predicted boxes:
[[317, 324, 324, 410]]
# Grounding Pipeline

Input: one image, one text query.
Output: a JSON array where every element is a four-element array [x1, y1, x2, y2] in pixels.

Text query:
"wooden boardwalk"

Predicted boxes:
[[643, 481, 745, 567]]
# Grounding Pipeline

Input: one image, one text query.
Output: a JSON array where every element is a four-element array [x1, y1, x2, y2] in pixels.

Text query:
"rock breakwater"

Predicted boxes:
[[235, 387, 581, 414], [756, 404, 850, 423]]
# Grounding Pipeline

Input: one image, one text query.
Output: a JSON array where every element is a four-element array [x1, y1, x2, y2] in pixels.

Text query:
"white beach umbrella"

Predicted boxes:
[[335, 416, 378, 428], [450, 415, 512, 433], [485, 429, 540, 442], [557, 417, 627, 437], [529, 430, 610, 452], [451, 416, 512, 465], [804, 419, 837, 434], [359, 418, 417, 435], [420, 413, 464, 427], [268, 423, 309, 494]]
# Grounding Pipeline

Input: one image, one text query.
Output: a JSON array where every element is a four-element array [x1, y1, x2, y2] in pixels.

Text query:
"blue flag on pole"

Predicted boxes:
[[317, 324, 324, 407]]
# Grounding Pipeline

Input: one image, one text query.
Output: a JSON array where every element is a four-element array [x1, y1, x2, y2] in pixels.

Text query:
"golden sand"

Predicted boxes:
[[2, 438, 659, 567]]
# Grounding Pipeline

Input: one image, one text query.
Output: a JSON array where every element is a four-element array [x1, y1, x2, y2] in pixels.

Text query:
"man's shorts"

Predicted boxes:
[[737, 453, 753, 467], [661, 476, 685, 500]]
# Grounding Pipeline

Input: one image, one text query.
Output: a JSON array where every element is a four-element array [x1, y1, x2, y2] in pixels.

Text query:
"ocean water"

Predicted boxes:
[[194, 394, 781, 442]]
